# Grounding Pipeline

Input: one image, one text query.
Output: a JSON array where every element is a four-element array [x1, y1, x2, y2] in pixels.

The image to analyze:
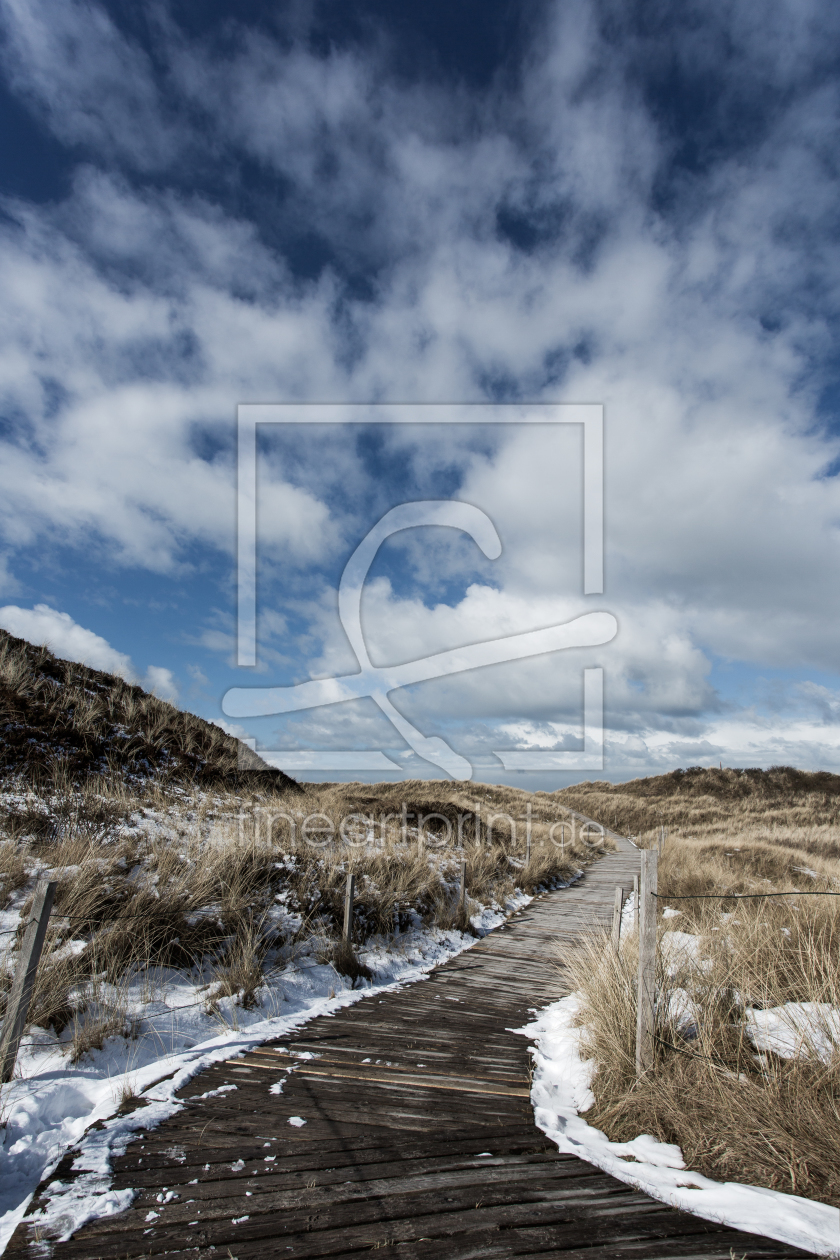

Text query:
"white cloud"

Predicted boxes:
[[0, 553, 21, 599], [0, 204, 341, 572], [215, 719, 251, 740], [0, 603, 177, 699], [0, 603, 134, 676], [0, 0, 183, 169], [142, 665, 179, 702]]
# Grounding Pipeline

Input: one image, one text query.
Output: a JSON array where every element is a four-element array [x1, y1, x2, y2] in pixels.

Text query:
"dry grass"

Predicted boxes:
[[329, 937, 375, 987], [0, 769, 610, 1057], [66, 987, 134, 1064], [568, 925, 840, 1204], [557, 765, 840, 859], [0, 840, 27, 907], [562, 767, 840, 1207], [208, 915, 273, 1009]]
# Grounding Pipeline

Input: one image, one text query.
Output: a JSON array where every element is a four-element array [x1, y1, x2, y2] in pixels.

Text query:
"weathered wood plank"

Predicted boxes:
[[58, 1193, 804, 1260]]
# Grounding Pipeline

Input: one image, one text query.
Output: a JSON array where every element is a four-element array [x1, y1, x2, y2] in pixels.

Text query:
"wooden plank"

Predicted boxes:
[[250, 1049, 529, 1081], [611, 884, 624, 949], [119, 1130, 557, 1177], [636, 849, 659, 1076], [117, 1150, 584, 1195], [288, 1068, 531, 1096], [81, 1161, 606, 1231], [0, 879, 57, 1083], [59, 1191, 807, 1260], [250, 1053, 528, 1086]]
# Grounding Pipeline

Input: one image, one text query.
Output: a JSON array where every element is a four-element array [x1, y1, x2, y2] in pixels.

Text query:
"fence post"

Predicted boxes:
[[632, 873, 639, 934], [611, 886, 623, 951], [635, 850, 658, 1077], [342, 873, 355, 944], [458, 859, 467, 910], [0, 880, 57, 1084]]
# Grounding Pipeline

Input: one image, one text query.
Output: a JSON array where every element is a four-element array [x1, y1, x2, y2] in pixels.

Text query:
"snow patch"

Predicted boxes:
[[518, 995, 840, 1258], [747, 1002, 840, 1065]]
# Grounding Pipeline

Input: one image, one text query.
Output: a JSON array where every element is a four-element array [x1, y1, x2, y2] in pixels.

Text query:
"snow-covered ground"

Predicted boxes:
[[0, 896, 528, 1252], [521, 900, 840, 1258]]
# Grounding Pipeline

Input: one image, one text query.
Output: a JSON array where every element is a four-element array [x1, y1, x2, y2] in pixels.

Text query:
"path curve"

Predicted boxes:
[[8, 833, 811, 1258]]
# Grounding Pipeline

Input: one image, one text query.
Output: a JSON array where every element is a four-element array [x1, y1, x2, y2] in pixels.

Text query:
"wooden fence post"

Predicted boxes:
[[635, 850, 658, 1077], [342, 873, 355, 944], [0, 880, 57, 1084], [458, 859, 467, 910], [632, 873, 639, 935], [611, 886, 623, 951]]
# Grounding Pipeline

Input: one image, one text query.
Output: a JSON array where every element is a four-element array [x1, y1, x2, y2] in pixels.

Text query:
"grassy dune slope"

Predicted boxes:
[[0, 629, 297, 792], [558, 765, 840, 858]]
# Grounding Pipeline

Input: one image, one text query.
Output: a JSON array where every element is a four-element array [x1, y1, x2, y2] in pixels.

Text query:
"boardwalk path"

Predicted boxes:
[[10, 835, 811, 1259]]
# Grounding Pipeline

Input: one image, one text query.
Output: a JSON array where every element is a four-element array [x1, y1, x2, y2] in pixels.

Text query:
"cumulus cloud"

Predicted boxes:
[[0, 604, 135, 676], [0, 603, 178, 699], [142, 665, 179, 701]]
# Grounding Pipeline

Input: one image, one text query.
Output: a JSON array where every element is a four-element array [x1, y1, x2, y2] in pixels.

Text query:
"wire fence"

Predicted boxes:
[[652, 889, 840, 900], [653, 1033, 738, 1068]]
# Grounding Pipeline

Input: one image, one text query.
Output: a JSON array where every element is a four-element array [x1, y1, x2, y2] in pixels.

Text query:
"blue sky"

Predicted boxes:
[[1, 0, 840, 785]]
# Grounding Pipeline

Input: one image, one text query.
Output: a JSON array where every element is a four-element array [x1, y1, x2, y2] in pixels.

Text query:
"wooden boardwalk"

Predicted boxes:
[[9, 835, 813, 1258]]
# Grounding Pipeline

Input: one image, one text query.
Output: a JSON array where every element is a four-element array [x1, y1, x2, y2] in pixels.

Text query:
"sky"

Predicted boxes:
[[1, 0, 840, 787]]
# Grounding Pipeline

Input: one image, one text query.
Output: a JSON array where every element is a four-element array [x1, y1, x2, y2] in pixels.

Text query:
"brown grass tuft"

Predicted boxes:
[[330, 937, 374, 987]]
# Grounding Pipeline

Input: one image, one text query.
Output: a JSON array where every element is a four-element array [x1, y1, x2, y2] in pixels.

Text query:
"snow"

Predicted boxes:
[[0, 888, 535, 1253], [619, 889, 636, 933], [659, 929, 701, 968], [747, 1002, 840, 1065], [519, 995, 840, 1258]]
